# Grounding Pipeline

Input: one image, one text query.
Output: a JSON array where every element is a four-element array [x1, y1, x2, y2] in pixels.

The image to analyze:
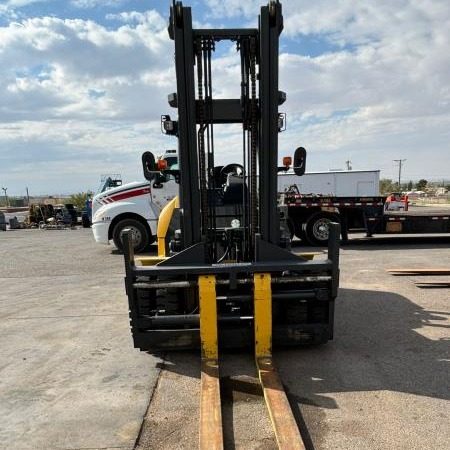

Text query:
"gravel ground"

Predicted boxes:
[[0, 228, 449, 450]]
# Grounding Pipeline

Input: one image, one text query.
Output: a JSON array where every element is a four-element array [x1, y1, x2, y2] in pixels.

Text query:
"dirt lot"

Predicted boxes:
[[0, 228, 449, 450]]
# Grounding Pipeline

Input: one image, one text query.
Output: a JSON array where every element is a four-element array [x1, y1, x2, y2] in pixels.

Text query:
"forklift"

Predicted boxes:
[[122, 1, 340, 448]]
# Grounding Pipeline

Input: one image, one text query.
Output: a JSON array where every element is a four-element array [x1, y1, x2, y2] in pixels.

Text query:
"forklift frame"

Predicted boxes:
[[122, 0, 340, 352]]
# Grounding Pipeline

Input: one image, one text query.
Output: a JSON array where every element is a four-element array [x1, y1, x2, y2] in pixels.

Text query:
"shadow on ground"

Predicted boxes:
[[278, 287, 449, 407]]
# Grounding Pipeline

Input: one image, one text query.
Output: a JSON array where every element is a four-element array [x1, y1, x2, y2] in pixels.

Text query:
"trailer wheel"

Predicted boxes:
[[113, 218, 150, 253], [304, 212, 340, 246], [290, 218, 308, 242], [294, 224, 307, 243], [286, 217, 295, 239]]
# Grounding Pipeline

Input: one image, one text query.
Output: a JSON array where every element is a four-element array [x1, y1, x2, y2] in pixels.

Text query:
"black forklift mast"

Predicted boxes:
[[258, 1, 284, 246], [168, 1, 284, 257], [122, 0, 340, 352]]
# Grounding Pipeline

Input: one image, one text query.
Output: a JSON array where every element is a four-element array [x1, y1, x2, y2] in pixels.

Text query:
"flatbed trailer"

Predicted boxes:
[[283, 193, 450, 245], [366, 207, 450, 237]]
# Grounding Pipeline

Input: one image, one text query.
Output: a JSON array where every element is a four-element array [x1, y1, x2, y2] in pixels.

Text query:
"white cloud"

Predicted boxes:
[[2, 0, 54, 7], [1, 0, 449, 194], [0, 9, 178, 193], [0, 0, 54, 20], [0, 12, 174, 123], [203, 0, 261, 20], [200, 0, 450, 179], [0, 117, 172, 194], [71, 0, 128, 8]]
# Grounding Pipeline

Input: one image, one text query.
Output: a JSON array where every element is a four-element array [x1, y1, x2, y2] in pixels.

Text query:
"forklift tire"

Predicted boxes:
[[113, 218, 150, 253], [136, 280, 155, 316], [155, 275, 179, 315], [285, 300, 308, 324], [303, 212, 340, 246], [156, 287, 179, 315]]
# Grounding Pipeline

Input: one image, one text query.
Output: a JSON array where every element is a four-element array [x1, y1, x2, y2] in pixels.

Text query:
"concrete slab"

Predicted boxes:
[[0, 229, 161, 450], [2, 228, 449, 450]]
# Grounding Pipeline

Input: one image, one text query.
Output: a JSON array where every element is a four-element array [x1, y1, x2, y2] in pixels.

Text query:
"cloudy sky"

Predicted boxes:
[[0, 0, 449, 195]]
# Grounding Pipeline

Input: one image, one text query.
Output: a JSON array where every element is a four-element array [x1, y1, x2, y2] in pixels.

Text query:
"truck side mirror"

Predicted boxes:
[[153, 173, 169, 189], [293, 147, 307, 176], [142, 151, 157, 181]]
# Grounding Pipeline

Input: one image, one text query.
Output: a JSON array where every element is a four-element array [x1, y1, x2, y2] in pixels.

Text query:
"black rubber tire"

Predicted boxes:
[[136, 281, 155, 316], [155, 275, 180, 315], [286, 301, 308, 324], [303, 212, 340, 246], [292, 219, 307, 243], [156, 287, 179, 315], [81, 213, 91, 228], [286, 217, 295, 240], [112, 218, 150, 253]]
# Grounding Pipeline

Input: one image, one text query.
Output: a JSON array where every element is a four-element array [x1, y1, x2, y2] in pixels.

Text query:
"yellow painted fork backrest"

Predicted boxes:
[[157, 195, 179, 258]]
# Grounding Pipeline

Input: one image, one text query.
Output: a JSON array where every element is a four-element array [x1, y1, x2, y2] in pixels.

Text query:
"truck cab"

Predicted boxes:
[[91, 150, 178, 252]]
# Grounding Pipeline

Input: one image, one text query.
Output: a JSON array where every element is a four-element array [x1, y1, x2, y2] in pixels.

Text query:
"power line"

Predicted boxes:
[[393, 159, 407, 187]]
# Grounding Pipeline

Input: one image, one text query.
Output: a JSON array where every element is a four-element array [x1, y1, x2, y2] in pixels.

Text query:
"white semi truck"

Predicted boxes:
[[91, 151, 384, 251], [91, 150, 178, 252]]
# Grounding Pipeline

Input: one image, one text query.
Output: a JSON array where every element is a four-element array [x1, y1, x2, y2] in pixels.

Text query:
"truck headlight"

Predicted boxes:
[[93, 210, 106, 222]]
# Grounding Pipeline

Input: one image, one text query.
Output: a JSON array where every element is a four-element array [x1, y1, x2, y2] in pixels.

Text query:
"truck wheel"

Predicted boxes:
[[81, 213, 91, 228], [294, 225, 307, 243], [291, 219, 308, 242], [286, 217, 295, 239], [113, 218, 150, 253], [304, 212, 339, 246]]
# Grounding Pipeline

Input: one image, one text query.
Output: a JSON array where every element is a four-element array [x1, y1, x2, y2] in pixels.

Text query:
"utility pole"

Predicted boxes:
[[393, 159, 406, 189], [1, 187, 8, 207], [345, 159, 352, 170]]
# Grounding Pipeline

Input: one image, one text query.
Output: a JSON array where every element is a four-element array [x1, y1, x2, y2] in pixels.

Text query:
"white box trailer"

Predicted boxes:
[[278, 169, 380, 196]]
